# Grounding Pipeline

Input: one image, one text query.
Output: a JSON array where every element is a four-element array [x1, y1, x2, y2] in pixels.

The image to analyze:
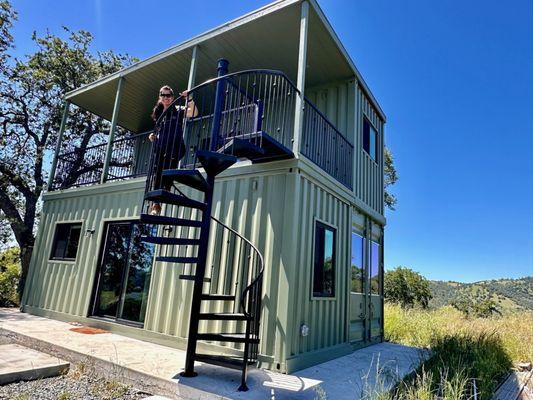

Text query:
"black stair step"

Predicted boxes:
[[179, 275, 211, 282], [156, 256, 199, 263], [229, 131, 294, 163], [200, 294, 236, 301], [139, 213, 202, 227], [197, 150, 237, 177], [145, 190, 207, 210], [198, 312, 249, 321], [195, 354, 252, 370], [197, 333, 260, 344], [141, 236, 201, 246], [220, 137, 265, 160], [162, 169, 210, 192]]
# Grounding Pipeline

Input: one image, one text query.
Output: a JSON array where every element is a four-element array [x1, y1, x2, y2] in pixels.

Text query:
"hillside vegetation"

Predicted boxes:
[[429, 276, 533, 313]]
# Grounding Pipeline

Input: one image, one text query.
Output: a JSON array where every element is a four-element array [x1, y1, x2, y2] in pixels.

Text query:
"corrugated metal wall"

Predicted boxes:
[[23, 184, 144, 316], [306, 79, 384, 216], [143, 170, 293, 365], [23, 170, 295, 365], [287, 174, 351, 357], [356, 85, 385, 215]]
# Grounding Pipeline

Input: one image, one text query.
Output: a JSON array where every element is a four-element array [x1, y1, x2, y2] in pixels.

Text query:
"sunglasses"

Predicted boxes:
[[159, 93, 173, 98]]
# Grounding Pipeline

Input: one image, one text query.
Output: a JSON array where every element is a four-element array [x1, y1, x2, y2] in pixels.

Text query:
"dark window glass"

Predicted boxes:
[[363, 118, 378, 162], [370, 241, 380, 294], [313, 222, 336, 297], [94, 222, 155, 324], [50, 223, 82, 260], [351, 232, 364, 293]]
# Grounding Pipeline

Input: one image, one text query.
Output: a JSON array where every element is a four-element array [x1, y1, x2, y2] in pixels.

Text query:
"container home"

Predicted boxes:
[[22, 0, 386, 389]]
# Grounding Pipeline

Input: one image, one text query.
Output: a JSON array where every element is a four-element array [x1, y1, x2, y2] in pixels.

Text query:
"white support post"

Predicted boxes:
[[101, 76, 125, 184], [187, 45, 198, 90], [47, 100, 70, 191], [293, 0, 309, 155]]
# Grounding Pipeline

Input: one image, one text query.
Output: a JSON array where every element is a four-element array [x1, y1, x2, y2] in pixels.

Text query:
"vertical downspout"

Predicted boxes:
[[47, 100, 71, 191], [293, 0, 309, 156], [101, 76, 125, 184]]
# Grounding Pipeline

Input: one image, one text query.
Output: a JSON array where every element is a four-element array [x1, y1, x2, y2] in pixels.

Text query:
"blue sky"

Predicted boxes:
[[10, 0, 533, 282]]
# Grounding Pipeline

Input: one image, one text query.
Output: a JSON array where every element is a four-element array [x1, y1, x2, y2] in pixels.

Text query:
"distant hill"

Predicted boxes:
[[429, 276, 533, 313]]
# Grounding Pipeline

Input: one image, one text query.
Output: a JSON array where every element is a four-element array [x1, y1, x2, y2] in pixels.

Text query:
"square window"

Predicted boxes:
[[313, 221, 336, 297], [363, 118, 378, 162], [50, 223, 82, 260]]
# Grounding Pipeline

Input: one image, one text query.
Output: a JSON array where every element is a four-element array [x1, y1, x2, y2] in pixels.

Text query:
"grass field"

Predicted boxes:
[[380, 303, 533, 400]]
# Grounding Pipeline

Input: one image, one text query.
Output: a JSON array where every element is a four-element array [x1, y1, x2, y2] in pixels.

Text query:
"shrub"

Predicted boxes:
[[385, 267, 432, 308], [451, 295, 501, 318], [0, 247, 21, 306]]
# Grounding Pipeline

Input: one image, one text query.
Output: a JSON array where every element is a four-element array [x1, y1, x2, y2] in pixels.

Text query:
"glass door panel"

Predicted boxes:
[[92, 222, 154, 325], [369, 241, 382, 340], [119, 224, 155, 323], [349, 232, 366, 342], [95, 223, 132, 318]]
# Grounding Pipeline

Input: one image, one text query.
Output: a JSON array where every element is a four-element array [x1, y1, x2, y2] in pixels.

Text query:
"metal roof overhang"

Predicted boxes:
[[66, 0, 385, 134]]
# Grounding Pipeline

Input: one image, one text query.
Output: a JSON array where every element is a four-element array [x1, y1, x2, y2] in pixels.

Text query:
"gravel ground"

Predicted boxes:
[[0, 336, 151, 400], [0, 370, 150, 400]]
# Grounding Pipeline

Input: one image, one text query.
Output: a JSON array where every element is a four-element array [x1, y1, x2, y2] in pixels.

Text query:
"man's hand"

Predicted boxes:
[[148, 133, 157, 142]]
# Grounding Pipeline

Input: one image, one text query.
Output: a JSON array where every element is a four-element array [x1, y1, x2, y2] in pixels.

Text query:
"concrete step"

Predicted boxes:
[[0, 343, 70, 385]]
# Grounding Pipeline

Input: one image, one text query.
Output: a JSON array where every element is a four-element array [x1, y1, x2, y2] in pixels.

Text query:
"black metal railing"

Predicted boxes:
[[53, 69, 354, 191], [301, 99, 354, 189], [209, 216, 264, 361], [51, 132, 150, 190]]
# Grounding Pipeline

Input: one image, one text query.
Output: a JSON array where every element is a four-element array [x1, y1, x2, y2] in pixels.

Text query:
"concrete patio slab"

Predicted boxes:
[[0, 308, 428, 399], [0, 343, 69, 385]]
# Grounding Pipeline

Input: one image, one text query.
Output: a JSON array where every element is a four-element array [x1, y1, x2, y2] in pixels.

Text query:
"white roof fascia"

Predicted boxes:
[[65, 0, 300, 100]]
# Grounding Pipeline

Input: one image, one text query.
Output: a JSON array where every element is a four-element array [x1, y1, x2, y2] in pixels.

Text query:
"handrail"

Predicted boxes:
[[156, 69, 300, 124], [57, 131, 149, 159], [210, 215, 264, 319]]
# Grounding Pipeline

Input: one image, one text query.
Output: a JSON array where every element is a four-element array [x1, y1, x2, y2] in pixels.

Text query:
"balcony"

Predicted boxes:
[[48, 69, 353, 192]]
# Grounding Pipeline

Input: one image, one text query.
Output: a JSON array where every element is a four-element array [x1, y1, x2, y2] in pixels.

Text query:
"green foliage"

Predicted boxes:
[[384, 146, 398, 210], [0, 247, 21, 306], [429, 277, 532, 314], [384, 267, 432, 308], [0, 1, 136, 295], [451, 295, 501, 318], [385, 303, 532, 399]]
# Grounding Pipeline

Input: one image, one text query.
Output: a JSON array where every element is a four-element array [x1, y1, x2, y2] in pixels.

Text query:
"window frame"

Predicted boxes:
[[49, 221, 83, 262], [311, 219, 337, 300], [350, 231, 365, 294], [362, 116, 379, 163]]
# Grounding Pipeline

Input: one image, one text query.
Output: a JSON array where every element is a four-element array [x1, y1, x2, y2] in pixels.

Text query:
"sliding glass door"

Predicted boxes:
[[91, 221, 155, 326]]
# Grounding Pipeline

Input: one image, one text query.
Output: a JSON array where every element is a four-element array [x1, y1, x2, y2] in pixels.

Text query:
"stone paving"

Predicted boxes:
[[0, 308, 428, 399]]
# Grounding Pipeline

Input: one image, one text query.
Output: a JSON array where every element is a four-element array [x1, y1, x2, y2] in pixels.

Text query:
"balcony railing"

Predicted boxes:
[[50, 132, 150, 190], [50, 69, 354, 191]]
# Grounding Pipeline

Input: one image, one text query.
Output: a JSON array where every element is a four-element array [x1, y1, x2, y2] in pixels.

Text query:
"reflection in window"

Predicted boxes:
[[370, 241, 380, 294], [363, 118, 378, 162], [313, 222, 336, 297], [351, 233, 364, 293], [50, 223, 82, 260]]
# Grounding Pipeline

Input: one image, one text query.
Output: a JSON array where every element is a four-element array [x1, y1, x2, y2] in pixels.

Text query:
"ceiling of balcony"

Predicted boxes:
[[66, 0, 382, 133]]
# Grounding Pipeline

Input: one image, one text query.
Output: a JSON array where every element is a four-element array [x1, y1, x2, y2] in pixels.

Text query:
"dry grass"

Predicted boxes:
[[382, 303, 533, 399], [385, 303, 533, 363]]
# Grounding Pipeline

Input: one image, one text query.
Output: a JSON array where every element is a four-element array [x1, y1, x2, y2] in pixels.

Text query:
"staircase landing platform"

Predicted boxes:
[[0, 308, 427, 399]]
